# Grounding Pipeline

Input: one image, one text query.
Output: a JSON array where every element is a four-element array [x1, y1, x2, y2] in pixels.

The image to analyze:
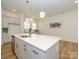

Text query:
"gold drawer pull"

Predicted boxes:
[[32, 50, 39, 55], [23, 48, 27, 51], [23, 44, 27, 47]]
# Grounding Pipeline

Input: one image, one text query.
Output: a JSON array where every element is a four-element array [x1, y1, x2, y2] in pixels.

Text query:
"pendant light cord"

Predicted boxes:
[[41, 0, 44, 12], [26, 0, 29, 18]]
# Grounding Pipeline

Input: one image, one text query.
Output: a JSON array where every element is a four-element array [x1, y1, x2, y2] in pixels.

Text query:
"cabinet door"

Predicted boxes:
[[15, 38, 24, 59], [31, 50, 41, 59], [28, 45, 43, 59], [23, 47, 31, 59], [21, 41, 31, 59], [15, 39, 20, 59], [15, 39, 31, 59]]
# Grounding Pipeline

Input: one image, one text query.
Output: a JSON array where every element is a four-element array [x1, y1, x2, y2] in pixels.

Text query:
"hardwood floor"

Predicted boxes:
[[59, 40, 78, 59], [1, 42, 17, 59], [1, 40, 78, 59]]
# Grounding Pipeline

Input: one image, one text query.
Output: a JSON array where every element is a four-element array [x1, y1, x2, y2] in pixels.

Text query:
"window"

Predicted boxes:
[[24, 18, 38, 31], [32, 22, 37, 30]]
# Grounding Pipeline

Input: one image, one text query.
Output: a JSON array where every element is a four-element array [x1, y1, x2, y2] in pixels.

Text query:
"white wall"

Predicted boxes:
[[38, 10, 78, 43]]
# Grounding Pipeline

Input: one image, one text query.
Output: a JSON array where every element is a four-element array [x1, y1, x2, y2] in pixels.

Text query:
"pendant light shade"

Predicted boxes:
[[40, 0, 46, 18], [40, 11, 45, 18]]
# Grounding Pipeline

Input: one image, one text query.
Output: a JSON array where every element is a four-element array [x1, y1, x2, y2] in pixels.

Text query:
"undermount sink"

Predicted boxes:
[[20, 35, 30, 38]]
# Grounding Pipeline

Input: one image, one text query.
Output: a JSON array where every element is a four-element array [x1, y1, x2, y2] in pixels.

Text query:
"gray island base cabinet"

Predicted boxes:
[[14, 37, 59, 59]]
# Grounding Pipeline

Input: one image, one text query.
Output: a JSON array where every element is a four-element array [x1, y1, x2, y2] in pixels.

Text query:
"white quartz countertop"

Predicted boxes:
[[12, 34, 62, 52]]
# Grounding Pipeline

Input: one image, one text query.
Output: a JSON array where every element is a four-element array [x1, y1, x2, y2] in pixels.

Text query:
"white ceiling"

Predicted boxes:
[[2, 0, 78, 19]]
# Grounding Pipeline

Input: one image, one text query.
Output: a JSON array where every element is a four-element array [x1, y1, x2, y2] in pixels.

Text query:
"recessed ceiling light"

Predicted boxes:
[[74, 0, 78, 3], [12, 9, 15, 12]]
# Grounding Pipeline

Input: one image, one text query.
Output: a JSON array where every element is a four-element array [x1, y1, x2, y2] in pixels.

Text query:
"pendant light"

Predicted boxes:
[[24, 0, 31, 33], [40, 0, 46, 18], [26, 0, 29, 20], [74, 0, 78, 3], [40, 12, 45, 18]]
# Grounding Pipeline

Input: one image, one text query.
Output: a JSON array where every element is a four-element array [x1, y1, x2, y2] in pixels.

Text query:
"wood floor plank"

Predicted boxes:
[[1, 42, 17, 59]]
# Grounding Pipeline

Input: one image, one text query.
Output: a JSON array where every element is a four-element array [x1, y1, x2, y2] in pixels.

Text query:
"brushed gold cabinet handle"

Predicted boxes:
[[23, 44, 27, 47], [32, 50, 39, 55], [23, 48, 27, 51]]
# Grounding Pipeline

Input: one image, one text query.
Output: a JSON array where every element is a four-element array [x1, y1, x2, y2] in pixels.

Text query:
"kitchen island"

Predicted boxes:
[[12, 34, 62, 59]]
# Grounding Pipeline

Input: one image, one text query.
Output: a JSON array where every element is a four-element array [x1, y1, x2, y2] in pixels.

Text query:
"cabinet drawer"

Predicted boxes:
[[15, 37, 25, 45], [29, 44, 45, 55], [27, 45, 44, 59]]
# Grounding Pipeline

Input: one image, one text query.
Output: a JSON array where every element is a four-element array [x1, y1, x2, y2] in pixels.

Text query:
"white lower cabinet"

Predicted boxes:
[[28, 45, 43, 59], [15, 37, 59, 59], [22, 43, 31, 59], [15, 38, 24, 59], [15, 38, 31, 59], [22, 41, 43, 59]]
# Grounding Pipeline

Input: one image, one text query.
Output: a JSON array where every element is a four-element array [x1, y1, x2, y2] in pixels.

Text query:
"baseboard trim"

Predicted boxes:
[[60, 40, 78, 44], [1, 41, 12, 46]]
